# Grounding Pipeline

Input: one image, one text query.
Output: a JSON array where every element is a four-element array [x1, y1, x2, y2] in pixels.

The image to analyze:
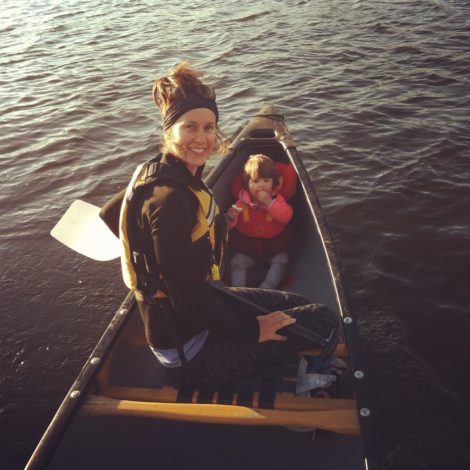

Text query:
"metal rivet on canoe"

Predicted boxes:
[[354, 370, 365, 379], [359, 408, 371, 417], [90, 357, 101, 365], [70, 390, 80, 399], [343, 317, 353, 324], [119, 308, 127, 315]]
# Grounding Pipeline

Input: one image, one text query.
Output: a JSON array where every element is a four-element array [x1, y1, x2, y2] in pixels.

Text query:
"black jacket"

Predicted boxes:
[[100, 154, 259, 349]]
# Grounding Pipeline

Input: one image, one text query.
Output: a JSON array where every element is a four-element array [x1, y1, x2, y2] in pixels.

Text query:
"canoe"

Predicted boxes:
[[27, 104, 383, 469]]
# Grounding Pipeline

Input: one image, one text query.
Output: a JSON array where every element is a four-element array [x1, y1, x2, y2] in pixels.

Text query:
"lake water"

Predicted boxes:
[[1, 1, 470, 469]]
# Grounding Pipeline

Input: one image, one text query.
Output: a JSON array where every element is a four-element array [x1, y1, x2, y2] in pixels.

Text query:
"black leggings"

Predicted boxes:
[[168, 287, 339, 386]]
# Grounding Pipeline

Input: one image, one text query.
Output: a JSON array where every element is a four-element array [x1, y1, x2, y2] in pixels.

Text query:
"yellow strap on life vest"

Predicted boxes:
[[188, 187, 221, 281], [211, 264, 221, 281], [242, 206, 249, 222], [241, 199, 273, 222], [188, 187, 217, 242]]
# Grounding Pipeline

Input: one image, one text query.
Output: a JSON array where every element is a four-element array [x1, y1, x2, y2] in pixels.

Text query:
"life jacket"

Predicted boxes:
[[230, 162, 297, 259], [120, 156, 223, 301]]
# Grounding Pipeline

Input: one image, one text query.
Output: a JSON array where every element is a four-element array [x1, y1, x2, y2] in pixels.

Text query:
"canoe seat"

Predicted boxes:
[[94, 332, 351, 412], [91, 343, 359, 435], [90, 317, 358, 436]]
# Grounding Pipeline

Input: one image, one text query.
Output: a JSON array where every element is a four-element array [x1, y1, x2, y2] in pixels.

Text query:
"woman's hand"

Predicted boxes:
[[257, 311, 296, 343]]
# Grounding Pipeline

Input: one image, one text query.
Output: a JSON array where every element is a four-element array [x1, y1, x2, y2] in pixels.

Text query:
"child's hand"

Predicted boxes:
[[225, 206, 241, 228], [255, 190, 273, 206]]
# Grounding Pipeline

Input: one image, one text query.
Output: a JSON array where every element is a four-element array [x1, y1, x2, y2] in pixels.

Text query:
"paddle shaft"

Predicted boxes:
[[210, 283, 329, 347]]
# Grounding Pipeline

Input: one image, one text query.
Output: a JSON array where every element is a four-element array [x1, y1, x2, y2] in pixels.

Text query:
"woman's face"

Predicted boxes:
[[168, 108, 217, 174]]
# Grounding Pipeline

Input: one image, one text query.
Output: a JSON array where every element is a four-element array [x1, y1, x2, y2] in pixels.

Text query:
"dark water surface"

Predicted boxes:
[[1, 1, 470, 469]]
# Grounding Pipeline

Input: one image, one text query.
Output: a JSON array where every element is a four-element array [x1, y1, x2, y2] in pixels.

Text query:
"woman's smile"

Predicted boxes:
[[169, 108, 217, 174]]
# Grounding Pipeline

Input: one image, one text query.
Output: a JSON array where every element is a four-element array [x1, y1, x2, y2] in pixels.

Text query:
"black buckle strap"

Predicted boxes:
[[145, 161, 162, 180]]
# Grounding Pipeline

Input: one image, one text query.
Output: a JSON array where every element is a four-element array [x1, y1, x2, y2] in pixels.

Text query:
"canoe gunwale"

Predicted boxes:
[[280, 146, 384, 469]]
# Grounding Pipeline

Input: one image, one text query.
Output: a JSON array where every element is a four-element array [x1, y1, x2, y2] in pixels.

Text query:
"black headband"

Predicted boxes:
[[162, 94, 219, 131]]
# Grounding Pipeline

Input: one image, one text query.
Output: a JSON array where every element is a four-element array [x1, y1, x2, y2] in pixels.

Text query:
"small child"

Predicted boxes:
[[227, 154, 293, 289]]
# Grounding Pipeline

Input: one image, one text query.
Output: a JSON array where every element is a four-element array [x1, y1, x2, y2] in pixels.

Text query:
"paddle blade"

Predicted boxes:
[[51, 200, 121, 261]]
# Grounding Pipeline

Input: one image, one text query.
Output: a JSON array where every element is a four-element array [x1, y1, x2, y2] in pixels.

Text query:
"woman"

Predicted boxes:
[[102, 62, 338, 386]]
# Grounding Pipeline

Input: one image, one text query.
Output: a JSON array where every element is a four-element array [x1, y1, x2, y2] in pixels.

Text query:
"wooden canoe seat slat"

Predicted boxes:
[[81, 395, 360, 436], [100, 385, 356, 413]]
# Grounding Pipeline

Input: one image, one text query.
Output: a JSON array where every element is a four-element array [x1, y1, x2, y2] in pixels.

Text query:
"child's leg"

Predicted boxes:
[[259, 251, 288, 289], [230, 252, 256, 287]]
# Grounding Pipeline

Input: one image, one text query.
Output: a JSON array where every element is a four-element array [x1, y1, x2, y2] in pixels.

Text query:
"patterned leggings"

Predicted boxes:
[[167, 287, 339, 386]]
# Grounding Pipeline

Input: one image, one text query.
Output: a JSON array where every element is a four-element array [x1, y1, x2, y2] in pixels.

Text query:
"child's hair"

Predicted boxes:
[[152, 61, 226, 154], [243, 154, 280, 188]]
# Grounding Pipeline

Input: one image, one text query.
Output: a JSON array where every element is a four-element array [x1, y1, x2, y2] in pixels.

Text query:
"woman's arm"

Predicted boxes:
[[148, 187, 259, 343]]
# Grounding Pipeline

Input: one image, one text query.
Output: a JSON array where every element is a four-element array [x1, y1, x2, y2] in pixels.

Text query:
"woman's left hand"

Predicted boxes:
[[257, 311, 296, 343]]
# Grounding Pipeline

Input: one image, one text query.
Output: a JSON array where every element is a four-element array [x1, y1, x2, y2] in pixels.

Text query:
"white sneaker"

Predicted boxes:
[[295, 357, 337, 394], [296, 372, 336, 394], [329, 357, 348, 380]]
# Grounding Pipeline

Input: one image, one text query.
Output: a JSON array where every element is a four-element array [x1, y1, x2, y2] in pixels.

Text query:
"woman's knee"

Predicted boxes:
[[288, 304, 339, 336]]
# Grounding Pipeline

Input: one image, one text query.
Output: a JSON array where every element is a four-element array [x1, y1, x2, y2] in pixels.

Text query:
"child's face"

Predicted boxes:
[[248, 174, 274, 199]]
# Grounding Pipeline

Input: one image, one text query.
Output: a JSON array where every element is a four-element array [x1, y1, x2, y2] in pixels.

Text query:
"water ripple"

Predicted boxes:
[[1, 0, 470, 468]]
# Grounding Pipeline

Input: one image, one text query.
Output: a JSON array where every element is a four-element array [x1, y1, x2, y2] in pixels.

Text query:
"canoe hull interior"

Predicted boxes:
[[207, 124, 340, 311], [27, 105, 381, 470]]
